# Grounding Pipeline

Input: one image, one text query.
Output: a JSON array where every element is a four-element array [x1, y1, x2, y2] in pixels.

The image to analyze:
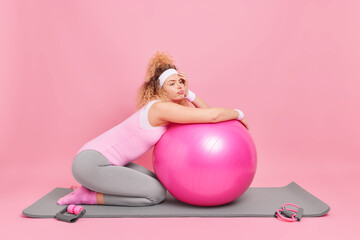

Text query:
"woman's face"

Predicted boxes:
[[162, 74, 186, 103]]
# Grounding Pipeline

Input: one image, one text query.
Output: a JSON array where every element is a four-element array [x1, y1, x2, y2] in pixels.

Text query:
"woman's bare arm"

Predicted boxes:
[[153, 102, 239, 124], [191, 95, 210, 108]]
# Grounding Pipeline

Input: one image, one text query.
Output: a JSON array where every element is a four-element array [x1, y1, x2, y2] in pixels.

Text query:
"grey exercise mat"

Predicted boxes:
[[22, 181, 330, 218]]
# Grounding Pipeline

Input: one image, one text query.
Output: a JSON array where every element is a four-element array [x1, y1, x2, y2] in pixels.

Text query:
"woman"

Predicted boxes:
[[57, 51, 249, 207]]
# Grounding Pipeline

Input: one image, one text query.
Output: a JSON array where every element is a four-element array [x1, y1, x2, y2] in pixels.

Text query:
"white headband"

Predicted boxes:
[[158, 68, 178, 88]]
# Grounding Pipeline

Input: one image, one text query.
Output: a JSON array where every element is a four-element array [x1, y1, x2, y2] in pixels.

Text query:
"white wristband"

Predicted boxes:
[[234, 109, 245, 120], [185, 90, 196, 102]]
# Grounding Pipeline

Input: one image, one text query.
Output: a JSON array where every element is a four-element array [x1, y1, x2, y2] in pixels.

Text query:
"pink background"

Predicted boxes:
[[1, 0, 359, 239]]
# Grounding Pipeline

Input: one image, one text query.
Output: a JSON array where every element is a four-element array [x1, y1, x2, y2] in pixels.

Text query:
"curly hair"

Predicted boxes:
[[135, 51, 189, 110]]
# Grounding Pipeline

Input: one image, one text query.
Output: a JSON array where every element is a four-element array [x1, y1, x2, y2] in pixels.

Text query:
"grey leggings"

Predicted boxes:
[[72, 149, 167, 206]]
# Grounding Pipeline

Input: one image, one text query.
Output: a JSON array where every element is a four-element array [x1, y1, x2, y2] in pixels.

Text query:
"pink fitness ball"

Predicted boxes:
[[153, 120, 257, 206]]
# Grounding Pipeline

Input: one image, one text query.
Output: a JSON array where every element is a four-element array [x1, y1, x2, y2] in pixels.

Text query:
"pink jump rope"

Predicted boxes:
[[57, 203, 303, 222], [275, 203, 304, 222]]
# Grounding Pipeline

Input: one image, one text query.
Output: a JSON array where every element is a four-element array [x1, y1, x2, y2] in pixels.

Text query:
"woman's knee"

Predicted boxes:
[[147, 182, 167, 204]]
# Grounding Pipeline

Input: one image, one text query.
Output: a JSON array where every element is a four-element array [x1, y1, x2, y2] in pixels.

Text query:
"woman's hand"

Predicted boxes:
[[178, 71, 189, 96], [239, 117, 249, 130]]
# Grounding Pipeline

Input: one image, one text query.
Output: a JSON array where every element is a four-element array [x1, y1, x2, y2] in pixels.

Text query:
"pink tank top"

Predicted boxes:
[[76, 100, 168, 166]]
